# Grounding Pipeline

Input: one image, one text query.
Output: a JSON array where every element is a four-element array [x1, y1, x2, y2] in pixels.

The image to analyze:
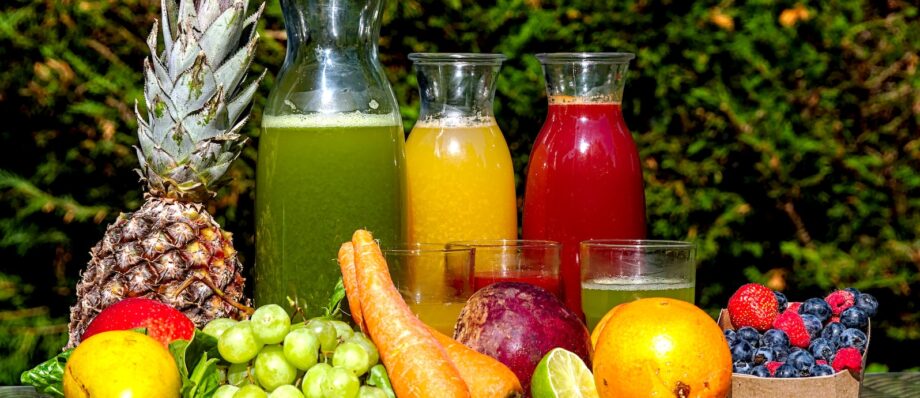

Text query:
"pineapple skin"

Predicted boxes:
[[67, 197, 248, 348]]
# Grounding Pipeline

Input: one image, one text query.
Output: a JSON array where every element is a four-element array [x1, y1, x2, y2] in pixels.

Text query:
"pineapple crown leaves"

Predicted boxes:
[[135, 0, 266, 202]]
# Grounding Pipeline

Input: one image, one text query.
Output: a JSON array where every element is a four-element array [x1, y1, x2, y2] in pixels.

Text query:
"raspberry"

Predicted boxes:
[[774, 311, 811, 348], [786, 302, 803, 314], [816, 359, 828, 366], [825, 290, 856, 316], [765, 361, 784, 376], [832, 347, 863, 375], [728, 283, 779, 331]]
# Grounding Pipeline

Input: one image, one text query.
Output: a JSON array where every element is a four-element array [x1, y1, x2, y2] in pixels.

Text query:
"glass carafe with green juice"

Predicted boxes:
[[257, 0, 406, 315]]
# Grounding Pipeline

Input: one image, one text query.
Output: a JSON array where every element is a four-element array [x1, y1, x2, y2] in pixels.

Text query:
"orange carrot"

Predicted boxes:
[[428, 326, 524, 398], [337, 242, 365, 333], [349, 230, 471, 398]]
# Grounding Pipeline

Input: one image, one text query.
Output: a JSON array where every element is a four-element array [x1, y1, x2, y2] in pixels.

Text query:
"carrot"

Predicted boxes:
[[428, 326, 524, 398], [336, 242, 365, 333], [349, 229, 471, 398]]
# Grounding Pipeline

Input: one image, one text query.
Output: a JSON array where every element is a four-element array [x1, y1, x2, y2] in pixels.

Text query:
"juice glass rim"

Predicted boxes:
[[382, 243, 473, 255], [580, 239, 694, 250], [408, 52, 507, 66], [446, 239, 561, 249], [536, 52, 635, 64]]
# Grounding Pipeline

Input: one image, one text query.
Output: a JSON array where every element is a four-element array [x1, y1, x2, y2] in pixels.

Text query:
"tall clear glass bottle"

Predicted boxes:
[[257, 0, 406, 314], [406, 53, 517, 246], [522, 53, 647, 316]]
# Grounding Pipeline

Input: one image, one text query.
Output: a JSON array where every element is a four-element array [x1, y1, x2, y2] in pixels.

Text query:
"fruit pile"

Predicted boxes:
[[206, 304, 392, 398], [726, 283, 877, 378]]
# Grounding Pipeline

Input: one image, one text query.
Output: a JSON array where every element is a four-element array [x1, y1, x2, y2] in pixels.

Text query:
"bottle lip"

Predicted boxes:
[[408, 53, 507, 65], [536, 52, 635, 64]]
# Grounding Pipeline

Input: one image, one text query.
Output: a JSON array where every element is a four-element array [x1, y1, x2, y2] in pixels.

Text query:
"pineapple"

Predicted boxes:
[[67, 0, 265, 348]]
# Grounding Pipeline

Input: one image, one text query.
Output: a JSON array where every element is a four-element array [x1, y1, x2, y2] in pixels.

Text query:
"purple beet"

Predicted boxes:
[[453, 282, 592, 395]]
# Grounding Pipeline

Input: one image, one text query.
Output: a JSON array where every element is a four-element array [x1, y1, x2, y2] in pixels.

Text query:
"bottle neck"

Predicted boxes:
[[414, 61, 502, 123], [282, 0, 383, 54], [541, 59, 630, 104]]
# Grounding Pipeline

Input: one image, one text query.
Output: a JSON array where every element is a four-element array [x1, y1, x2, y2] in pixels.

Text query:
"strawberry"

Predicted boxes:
[[773, 311, 811, 348], [825, 290, 856, 316], [728, 283, 778, 331], [832, 347, 863, 375], [82, 298, 194, 347], [765, 361, 784, 376]]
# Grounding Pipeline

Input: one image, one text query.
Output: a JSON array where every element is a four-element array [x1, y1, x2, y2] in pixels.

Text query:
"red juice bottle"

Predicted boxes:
[[522, 53, 647, 317]]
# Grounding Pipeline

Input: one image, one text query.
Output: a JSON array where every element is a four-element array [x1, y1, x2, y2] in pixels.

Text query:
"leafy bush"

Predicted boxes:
[[1, 0, 918, 382]]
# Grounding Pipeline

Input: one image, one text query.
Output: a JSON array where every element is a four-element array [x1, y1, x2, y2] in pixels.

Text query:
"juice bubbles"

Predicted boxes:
[[406, 120, 517, 244], [523, 53, 647, 316], [256, 114, 405, 313]]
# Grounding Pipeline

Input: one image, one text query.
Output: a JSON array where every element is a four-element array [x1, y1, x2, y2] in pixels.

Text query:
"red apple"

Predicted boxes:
[[82, 298, 194, 347]]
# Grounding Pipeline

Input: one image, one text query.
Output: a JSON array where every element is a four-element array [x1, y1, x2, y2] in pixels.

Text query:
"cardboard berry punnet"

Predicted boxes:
[[718, 309, 870, 398]]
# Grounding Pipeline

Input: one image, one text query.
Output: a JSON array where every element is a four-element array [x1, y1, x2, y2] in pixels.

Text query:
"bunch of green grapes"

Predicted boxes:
[[203, 304, 392, 398]]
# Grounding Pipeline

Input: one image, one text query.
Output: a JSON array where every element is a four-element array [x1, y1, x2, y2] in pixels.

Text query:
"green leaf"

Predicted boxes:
[[169, 330, 221, 398], [366, 364, 396, 398], [323, 277, 347, 319], [20, 349, 72, 398]]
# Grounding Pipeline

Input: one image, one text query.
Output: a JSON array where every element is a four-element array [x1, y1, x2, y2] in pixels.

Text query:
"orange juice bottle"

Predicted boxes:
[[403, 54, 517, 324]]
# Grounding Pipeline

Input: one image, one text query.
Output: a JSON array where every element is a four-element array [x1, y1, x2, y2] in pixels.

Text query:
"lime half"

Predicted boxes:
[[531, 348, 599, 398]]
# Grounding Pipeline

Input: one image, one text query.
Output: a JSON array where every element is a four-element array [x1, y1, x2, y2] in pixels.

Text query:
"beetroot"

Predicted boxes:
[[453, 282, 591, 395]]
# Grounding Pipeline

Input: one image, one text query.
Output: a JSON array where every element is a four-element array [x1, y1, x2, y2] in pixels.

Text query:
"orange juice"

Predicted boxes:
[[407, 119, 517, 243]]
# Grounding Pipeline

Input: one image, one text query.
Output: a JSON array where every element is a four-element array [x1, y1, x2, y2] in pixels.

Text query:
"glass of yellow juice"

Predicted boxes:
[[580, 240, 696, 331], [383, 244, 474, 335]]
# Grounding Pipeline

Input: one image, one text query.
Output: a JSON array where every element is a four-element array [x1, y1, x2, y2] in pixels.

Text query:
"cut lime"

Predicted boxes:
[[531, 348, 599, 398]]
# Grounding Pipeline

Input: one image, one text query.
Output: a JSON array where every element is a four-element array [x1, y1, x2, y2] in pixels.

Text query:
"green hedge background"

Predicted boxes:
[[1, 0, 918, 381]]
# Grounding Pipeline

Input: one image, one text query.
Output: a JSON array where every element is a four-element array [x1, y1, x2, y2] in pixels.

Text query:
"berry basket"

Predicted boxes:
[[718, 309, 869, 398]]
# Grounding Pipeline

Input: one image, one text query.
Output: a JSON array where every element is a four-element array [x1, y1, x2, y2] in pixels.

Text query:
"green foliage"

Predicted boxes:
[[1, 0, 919, 382]]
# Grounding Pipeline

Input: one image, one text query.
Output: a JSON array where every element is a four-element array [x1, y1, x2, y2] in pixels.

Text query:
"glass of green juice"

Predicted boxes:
[[580, 240, 696, 331], [382, 244, 474, 336]]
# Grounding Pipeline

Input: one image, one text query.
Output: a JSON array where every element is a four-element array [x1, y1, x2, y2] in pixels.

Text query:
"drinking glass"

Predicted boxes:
[[447, 240, 562, 299], [580, 240, 695, 330], [383, 244, 474, 335]]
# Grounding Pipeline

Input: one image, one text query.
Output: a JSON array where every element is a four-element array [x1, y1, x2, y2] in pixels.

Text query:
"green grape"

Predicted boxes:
[[214, 385, 240, 398], [219, 321, 264, 364], [251, 304, 292, 344], [304, 318, 337, 353], [268, 385, 304, 398], [254, 345, 297, 391], [283, 328, 320, 370], [204, 318, 238, 339], [329, 320, 355, 342], [321, 366, 360, 398], [332, 342, 370, 376], [346, 333, 380, 366], [301, 363, 332, 398], [234, 384, 268, 398], [357, 386, 387, 398], [228, 363, 252, 386]]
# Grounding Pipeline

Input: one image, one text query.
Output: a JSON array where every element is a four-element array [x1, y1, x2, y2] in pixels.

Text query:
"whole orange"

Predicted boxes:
[[63, 330, 180, 398], [590, 303, 623, 348], [593, 298, 731, 398]]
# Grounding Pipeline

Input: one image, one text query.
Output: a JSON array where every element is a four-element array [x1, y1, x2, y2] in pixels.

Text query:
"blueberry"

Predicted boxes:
[[760, 329, 790, 349], [788, 349, 816, 372], [800, 297, 833, 323], [775, 363, 799, 378], [736, 326, 761, 345], [800, 314, 823, 339], [773, 346, 790, 362], [731, 340, 755, 363], [752, 347, 775, 365], [821, 322, 846, 343], [810, 364, 835, 376], [724, 329, 737, 345], [809, 338, 835, 361], [844, 287, 861, 297], [855, 293, 878, 317], [750, 365, 771, 377], [733, 361, 753, 374], [841, 307, 869, 330], [838, 328, 868, 352], [774, 291, 788, 312]]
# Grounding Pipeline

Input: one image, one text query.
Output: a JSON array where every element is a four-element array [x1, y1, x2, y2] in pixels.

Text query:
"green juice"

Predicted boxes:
[[582, 277, 695, 330], [255, 113, 406, 315]]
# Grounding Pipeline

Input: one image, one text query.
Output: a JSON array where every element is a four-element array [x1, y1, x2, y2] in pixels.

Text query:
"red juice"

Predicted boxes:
[[473, 271, 562, 298], [522, 101, 646, 316]]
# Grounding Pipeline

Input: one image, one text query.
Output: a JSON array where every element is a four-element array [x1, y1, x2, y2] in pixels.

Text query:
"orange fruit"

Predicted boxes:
[[593, 298, 731, 398], [590, 303, 623, 348]]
